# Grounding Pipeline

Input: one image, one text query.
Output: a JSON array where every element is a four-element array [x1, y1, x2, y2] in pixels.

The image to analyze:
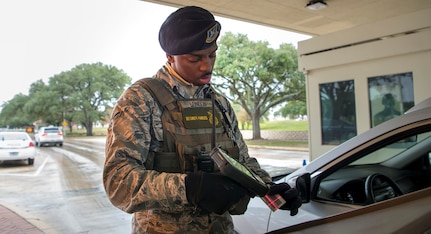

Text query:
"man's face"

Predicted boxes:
[[168, 44, 218, 86]]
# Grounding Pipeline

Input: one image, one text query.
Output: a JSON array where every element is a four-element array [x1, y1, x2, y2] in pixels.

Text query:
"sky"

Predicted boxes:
[[0, 0, 311, 106]]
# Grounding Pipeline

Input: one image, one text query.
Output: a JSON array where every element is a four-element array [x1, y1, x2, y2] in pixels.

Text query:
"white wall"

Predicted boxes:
[[298, 8, 431, 159]]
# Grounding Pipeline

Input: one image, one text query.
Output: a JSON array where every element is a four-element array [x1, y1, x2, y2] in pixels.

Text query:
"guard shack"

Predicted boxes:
[[298, 9, 431, 160]]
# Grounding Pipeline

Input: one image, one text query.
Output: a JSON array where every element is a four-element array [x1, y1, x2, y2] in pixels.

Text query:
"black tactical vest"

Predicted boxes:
[[138, 78, 240, 173]]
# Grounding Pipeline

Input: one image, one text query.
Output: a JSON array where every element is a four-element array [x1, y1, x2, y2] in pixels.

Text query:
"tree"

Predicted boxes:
[[275, 100, 307, 119], [63, 63, 131, 136], [213, 32, 305, 139], [24, 79, 64, 127], [46, 71, 79, 131], [0, 94, 33, 128], [0, 62, 132, 135], [236, 108, 251, 130]]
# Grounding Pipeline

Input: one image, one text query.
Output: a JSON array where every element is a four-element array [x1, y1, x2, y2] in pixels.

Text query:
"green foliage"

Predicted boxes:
[[213, 32, 306, 139], [275, 100, 307, 119], [0, 94, 33, 128], [24, 79, 63, 125], [0, 62, 131, 134], [62, 63, 131, 135], [235, 107, 251, 130]]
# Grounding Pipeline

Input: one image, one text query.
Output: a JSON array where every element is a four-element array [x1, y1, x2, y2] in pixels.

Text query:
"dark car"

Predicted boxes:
[[233, 97, 431, 233]]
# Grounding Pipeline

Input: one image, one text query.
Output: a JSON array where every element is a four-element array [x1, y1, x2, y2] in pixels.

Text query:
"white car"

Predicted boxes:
[[35, 126, 64, 147], [234, 97, 431, 233], [0, 131, 35, 165]]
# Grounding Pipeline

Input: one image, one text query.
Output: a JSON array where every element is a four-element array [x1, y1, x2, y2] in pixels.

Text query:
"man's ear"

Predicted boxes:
[[166, 54, 174, 63]]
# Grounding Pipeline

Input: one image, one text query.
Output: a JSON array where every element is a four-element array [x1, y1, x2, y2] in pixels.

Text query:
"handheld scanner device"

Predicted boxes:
[[210, 147, 286, 211]]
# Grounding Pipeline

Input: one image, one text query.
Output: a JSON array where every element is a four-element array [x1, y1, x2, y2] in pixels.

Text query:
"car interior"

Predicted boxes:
[[316, 122, 431, 205]]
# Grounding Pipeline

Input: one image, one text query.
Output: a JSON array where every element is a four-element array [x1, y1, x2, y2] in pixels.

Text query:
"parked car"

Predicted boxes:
[[35, 126, 64, 147], [233, 97, 431, 233], [0, 131, 35, 165]]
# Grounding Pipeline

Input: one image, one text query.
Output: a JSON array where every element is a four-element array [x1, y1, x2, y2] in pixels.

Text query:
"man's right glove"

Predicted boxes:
[[267, 182, 302, 216], [185, 171, 248, 215]]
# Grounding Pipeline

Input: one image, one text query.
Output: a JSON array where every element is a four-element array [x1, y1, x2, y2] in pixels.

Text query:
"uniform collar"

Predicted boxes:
[[155, 64, 211, 99], [165, 62, 194, 87]]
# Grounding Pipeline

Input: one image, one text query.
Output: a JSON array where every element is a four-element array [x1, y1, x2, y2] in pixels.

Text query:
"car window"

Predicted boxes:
[[350, 132, 431, 165], [43, 128, 60, 133], [316, 122, 431, 205], [0, 133, 28, 141]]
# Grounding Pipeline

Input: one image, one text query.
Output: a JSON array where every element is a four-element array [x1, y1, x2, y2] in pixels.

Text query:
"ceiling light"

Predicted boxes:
[[306, 0, 328, 11]]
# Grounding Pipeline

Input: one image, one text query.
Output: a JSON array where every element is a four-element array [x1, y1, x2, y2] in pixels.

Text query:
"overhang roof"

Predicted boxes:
[[143, 0, 431, 36]]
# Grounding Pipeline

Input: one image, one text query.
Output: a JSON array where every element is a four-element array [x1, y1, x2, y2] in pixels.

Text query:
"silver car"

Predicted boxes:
[[0, 131, 36, 165], [234, 97, 431, 233], [35, 126, 64, 147]]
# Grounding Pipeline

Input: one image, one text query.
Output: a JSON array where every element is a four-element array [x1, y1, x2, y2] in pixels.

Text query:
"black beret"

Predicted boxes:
[[159, 6, 221, 55]]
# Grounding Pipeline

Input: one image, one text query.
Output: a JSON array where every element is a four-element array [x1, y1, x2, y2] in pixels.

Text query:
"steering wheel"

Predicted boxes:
[[364, 173, 403, 204]]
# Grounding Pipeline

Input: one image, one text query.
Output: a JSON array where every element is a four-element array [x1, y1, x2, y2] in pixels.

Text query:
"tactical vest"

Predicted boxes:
[[138, 78, 240, 173]]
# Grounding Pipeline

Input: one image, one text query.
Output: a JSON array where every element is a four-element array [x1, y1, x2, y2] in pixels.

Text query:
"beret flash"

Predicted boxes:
[[158, 6, 221, 55]]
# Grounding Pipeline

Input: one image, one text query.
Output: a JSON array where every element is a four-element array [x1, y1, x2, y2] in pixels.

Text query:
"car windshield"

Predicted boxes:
[[316, 122, 431, 205], [0, 133, 28, 141], [44, 128, 60, 133], [349, 131, 431, 165]]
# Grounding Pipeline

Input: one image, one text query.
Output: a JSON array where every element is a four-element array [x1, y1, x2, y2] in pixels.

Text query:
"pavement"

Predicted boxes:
[[0, 144, 308, 233], [0, 204, 43, 234]]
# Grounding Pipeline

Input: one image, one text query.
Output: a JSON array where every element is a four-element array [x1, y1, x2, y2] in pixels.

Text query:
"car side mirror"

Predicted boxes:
[[295, 173, 311, 203]]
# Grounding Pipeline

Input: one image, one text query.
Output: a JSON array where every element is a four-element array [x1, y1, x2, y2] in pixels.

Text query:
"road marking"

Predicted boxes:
[[34, 156, 49, 176], [0, 157, 49, 177]]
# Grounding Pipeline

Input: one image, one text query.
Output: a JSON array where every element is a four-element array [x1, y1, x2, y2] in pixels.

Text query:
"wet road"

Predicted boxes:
[[0, 137, 308, 233]]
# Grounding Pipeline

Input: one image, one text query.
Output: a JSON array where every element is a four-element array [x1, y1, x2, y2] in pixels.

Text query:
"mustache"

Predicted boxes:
[[202, 72, 212, 77]]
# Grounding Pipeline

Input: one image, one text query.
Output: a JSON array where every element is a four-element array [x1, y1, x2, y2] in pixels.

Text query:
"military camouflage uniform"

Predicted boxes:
[[103, 64, 271, 233]]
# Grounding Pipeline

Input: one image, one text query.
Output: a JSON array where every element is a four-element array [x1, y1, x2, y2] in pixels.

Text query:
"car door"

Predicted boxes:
[[233, 101, 431, 234], [269, 187, 431, 233], [268, 117, 431, 232]]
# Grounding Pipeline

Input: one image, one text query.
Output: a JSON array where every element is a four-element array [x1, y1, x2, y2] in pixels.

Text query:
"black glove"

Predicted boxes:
[[185, 171, 248, 215], [267, 182, 302, 216]]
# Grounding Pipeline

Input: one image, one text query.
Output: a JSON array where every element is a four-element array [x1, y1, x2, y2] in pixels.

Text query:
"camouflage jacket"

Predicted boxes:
[[103, 65, 271, 233]]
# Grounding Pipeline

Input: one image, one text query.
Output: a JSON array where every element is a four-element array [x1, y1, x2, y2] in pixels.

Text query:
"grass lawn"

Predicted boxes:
[[68, 120, 309, 149], [245, 139, 308, 149], [243, 120, 309, 149], [260, 120, 308, 131]]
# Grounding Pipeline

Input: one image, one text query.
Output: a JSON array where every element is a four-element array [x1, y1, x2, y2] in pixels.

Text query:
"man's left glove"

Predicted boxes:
[[185, 172, 248, 215], [267, 182, 302, 216]]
